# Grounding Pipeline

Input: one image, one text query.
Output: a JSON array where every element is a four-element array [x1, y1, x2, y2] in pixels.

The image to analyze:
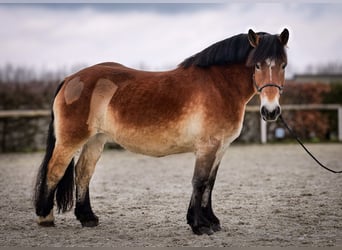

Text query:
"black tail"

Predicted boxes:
[[34, 80, 75, 215], [34, 113, 57, 216], [56, 158, 75, 213]]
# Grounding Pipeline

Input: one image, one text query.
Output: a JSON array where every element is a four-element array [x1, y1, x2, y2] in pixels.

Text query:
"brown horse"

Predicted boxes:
[[34, 28, 289, 235]]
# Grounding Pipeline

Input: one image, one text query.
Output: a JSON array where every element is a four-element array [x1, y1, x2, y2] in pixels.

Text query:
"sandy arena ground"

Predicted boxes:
[[0, 143, 341, 247]]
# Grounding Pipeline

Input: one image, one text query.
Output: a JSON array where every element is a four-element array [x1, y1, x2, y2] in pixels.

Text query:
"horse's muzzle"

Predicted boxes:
[[260, 105, 281, 122]]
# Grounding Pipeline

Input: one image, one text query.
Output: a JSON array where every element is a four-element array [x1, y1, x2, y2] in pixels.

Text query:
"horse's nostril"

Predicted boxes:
[[270, 109, 277, 118], [260, 105, 281, 121], [261, 106, 268, 116]]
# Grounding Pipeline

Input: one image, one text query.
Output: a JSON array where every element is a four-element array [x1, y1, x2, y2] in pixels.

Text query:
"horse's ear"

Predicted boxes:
[[248, 29, 259, 48], [279, 28, 289, 45]]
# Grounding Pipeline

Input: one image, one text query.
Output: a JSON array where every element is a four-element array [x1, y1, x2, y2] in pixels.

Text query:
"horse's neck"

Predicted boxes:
[[203, 64, 256, 105]]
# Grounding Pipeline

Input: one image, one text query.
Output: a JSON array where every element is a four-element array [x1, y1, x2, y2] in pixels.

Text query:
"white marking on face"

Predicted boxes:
[[261, 94, 280, 112], [265, 58, 275, 82]]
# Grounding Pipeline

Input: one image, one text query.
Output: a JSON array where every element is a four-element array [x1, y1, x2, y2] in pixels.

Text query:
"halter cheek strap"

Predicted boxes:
[[253, 74, 284, 94]]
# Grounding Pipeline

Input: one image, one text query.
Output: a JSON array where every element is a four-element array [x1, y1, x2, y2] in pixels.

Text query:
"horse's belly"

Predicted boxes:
[[121, 142, 193, 157], [108, 112, 203, 157], [112, 129, 196, 157]]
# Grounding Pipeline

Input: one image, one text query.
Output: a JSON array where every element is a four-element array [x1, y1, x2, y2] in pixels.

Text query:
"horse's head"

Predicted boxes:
[[247, 28, 289, 121]]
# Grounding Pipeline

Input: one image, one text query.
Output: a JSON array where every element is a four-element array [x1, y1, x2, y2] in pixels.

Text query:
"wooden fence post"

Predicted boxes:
[[260, 118, 267, 144]]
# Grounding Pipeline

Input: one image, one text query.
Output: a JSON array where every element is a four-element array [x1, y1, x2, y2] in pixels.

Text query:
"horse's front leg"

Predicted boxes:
[[75, 134, 107, 227], [187, 141, 223, 235]]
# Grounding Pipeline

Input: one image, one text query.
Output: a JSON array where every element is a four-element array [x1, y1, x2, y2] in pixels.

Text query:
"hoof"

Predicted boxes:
[[81, 221, 99, 227], [79, 215, 99, 227], [38, 220, 55, 227], [211, 223, 221, 232], [37, 210, 54, 227], [192, 225, 214, 235]]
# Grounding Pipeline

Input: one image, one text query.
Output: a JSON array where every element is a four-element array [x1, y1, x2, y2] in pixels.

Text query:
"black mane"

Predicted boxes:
[[179, 32, 287, 68]]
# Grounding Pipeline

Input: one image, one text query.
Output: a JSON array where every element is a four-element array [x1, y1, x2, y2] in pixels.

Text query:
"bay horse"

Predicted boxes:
[[34, 28, 289, 235]]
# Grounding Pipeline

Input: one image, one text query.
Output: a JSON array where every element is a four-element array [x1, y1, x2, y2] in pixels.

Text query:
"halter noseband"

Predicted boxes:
[[253, 74, 284, 94]]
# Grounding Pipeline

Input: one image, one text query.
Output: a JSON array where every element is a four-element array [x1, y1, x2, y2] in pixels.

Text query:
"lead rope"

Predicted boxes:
[[278, 115, 342, 174]]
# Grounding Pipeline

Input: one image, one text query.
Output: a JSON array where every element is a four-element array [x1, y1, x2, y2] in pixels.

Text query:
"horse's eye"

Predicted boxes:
[[255, 63, 261, 70], [281, 63, 287, 70]]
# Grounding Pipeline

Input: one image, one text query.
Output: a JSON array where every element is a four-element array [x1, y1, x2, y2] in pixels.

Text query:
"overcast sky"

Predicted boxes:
[[1, 3, 342, 77]]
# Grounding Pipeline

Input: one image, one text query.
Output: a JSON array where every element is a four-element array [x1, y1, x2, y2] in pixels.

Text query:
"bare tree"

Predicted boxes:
[[305, 61, 342, 74]]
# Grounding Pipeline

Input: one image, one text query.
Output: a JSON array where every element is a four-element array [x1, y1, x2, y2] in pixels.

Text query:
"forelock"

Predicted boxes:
[[246, 34, 287, 67]]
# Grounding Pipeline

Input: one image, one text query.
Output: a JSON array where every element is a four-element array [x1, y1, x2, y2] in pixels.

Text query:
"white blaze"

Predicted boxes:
[[265, 58, 275, 82], [261, 94, 280, 112]]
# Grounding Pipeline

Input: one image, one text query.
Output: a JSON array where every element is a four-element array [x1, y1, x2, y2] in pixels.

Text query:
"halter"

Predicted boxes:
[[253, 74, 284, 94]]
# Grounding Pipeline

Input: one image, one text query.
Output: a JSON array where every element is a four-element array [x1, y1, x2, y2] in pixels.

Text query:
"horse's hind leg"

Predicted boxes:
[[36, 143, 81, 226], [187, 140, 223, 235], [74, 133, 107, 227]]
